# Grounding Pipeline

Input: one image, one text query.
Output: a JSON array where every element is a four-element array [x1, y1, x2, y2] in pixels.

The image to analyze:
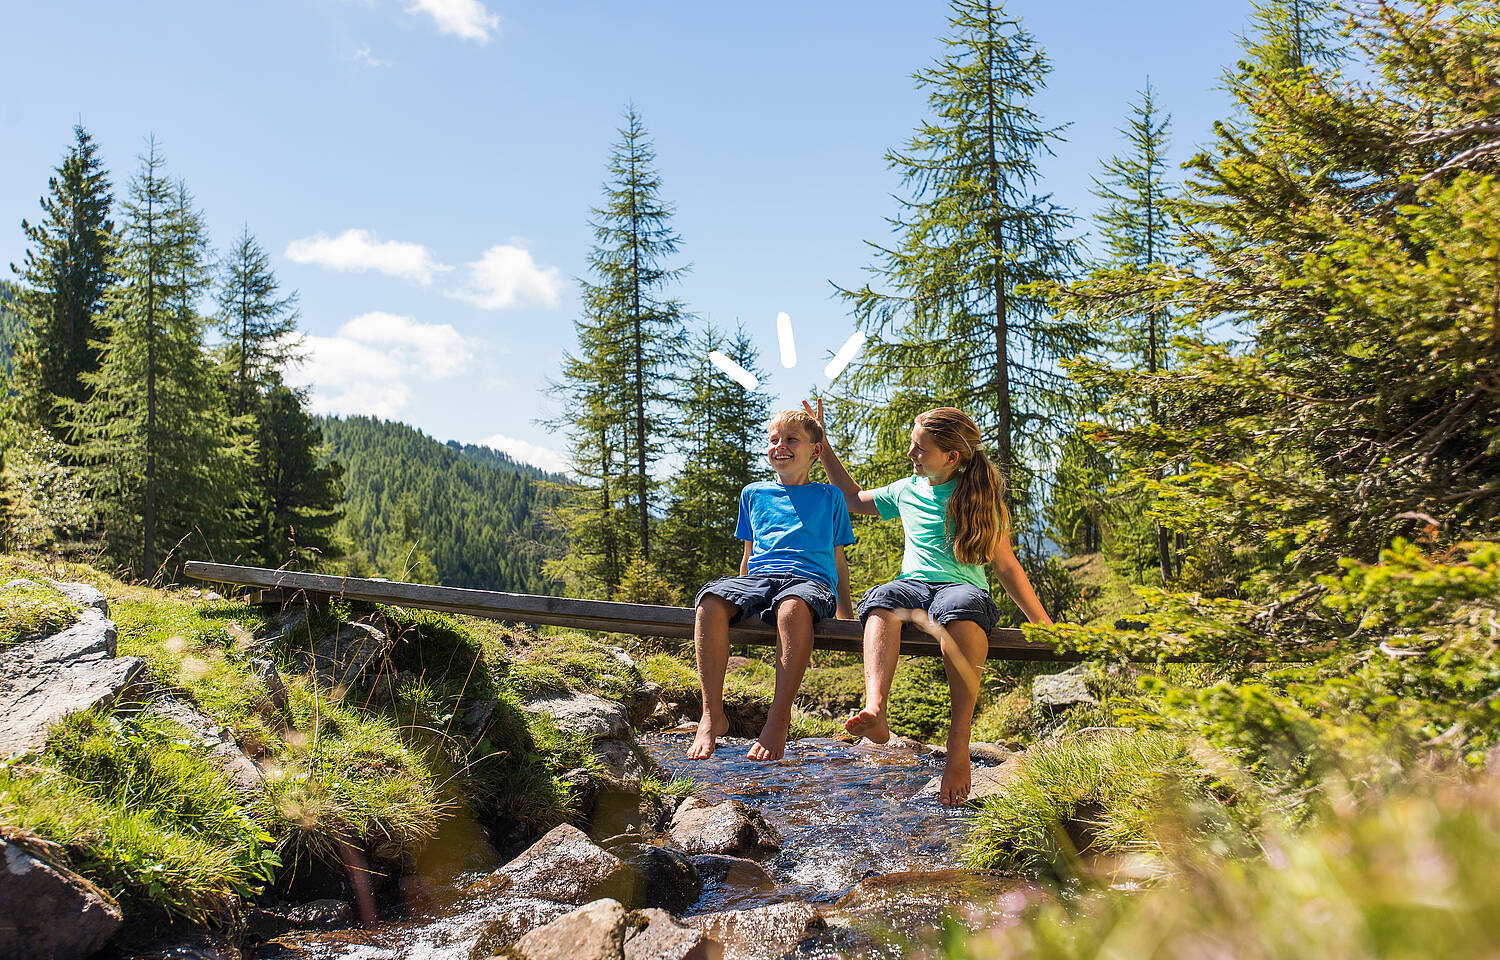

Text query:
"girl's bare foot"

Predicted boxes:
[[686, 715, 728, 759], [939, 743, 971, 806], [844, 707, 891, 743]]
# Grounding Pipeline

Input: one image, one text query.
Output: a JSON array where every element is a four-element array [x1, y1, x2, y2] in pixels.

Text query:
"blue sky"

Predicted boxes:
[[2, 1, 1252, 474]]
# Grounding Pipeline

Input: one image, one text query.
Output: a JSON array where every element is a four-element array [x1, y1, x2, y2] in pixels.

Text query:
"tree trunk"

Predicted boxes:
[[983, 1, 1012, 478]]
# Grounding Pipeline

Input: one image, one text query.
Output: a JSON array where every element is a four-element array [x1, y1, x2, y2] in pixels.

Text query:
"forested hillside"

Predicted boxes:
[[446, 439, 566, 484], [319, 416, 568, 593], [0, 280, 23, 372]]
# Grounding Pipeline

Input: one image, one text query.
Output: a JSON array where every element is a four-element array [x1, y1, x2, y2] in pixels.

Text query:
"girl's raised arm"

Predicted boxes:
[[991, 533, 1053, 625], [802, 399, 879, 516]]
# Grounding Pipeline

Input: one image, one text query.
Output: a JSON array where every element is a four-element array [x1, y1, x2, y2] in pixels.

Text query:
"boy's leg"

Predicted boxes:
[[688, 593, 738, 759], [936, 619, 988, 807], [747, 597, 815, 761], [845, 608, 902, 743]]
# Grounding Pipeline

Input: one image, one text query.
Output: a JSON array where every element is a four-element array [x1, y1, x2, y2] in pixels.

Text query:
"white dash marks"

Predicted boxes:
[[708, 350, 760, 390], [776, 312, 797, 369], [824, 330, 867, 381]]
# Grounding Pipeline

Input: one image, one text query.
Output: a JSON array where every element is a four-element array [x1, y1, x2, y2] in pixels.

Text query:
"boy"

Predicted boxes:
[[687, 409, 855, 762]]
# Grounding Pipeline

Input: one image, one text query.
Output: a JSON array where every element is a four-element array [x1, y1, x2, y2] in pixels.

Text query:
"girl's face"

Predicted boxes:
[[908, 424, 960, 482]]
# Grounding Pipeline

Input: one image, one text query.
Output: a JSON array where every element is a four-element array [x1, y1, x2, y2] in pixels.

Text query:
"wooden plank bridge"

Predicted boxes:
[[183, 561, 1080, 662]]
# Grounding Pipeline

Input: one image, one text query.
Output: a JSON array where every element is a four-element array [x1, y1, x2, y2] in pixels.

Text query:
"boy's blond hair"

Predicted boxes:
[[767, 409, 825, 444]]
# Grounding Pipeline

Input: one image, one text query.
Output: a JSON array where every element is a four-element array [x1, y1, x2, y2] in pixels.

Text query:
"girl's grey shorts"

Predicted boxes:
[[855, 579, 999, 632]]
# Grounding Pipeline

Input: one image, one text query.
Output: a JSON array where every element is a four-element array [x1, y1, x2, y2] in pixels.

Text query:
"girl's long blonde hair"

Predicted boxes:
[[915, 407, 1009, 565]]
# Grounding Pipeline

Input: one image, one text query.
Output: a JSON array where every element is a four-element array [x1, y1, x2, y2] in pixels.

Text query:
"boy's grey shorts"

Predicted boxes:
[[856, 579, 1000, 633], [695, 575, 837, 626]]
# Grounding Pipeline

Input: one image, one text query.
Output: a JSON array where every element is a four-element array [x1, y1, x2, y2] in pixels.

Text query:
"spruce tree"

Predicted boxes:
[[67, 141, 243, 576], [1240, 0, 1344, 75], [11, 125, 115, 431], [253, 380, 343, 566], [216, 227, 299, 417], [658, 324, 769, 589], [835, 0, 1092, 526]]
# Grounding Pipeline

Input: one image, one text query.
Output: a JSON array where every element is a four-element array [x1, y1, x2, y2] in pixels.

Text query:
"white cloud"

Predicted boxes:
[[284, 229, 449, 285], [351, 46, 391, 68], [404, 0, 500, 43], [283, 312, 475, 419], [449, 243, 563, 310], [481, 434, 571, 475]]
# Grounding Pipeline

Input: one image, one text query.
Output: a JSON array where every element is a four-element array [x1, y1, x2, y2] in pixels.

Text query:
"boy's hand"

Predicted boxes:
[[801, 398, 824, 430]]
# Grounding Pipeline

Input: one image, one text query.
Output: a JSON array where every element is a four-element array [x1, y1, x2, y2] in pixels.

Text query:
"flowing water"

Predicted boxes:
[[258, 733, 1042, 959]]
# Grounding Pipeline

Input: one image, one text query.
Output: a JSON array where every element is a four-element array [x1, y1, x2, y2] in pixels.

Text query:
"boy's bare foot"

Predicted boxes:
[[845, 707, 890, 744], [748, 713, 791, 761], [686, 715, 729, 759], [939, 742, 971, 807]]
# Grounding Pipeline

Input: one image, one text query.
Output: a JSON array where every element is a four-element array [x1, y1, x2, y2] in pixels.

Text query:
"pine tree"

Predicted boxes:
[[1240, 0, 1344, 76], [835, 0, 1093, 527], [550, 106, 689, 595], [252, 380, 343, 566], [67, 141, 243, 576], [216, 227, 299, 417], [658, 324, 769, 589], [11, 125, 115, 431], [1090, 81, 1180, 581]]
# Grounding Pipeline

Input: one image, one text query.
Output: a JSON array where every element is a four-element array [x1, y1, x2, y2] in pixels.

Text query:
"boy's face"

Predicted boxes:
[[767, 422, 819, 479]]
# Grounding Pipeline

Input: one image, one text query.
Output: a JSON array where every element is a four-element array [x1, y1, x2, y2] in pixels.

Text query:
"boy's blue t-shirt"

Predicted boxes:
[[735, 481, 855, 590]]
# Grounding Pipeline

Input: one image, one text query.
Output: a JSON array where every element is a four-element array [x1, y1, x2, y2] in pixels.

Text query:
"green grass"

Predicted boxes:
[[0, 710, 279, 924], [963, 730, 1241, 878], [0, 581, 79, 646]]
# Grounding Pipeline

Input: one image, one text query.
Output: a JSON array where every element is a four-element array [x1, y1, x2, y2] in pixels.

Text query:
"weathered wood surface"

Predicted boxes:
[[183, 561, 1078, 661]]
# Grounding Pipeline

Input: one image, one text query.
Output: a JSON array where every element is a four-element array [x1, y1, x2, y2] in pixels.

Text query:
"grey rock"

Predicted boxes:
[[0, 830, 122, 959], [626, 680, 663, 728], [251, 657, 291, 716], [618, 845, 701, 914], [143, 697, 265, 800], [469, 898, 573, 956], [514, 898, 627, 960], [524, 693, 633, 741], [685, 902, 824, 960], [203, 590, 223, 602], [0, 610, 144, 754], [1032, 665, 1097, 708], [292, 619, 392, 689], [47, 580, 107, 617], [969, 741, 1018, 765], [256, 604, 312, 647], [593, 738, 649, 783], [688, 855, 776, 912], [668, 797, 781, 860], [2, 578, 40, 590], [625, 908, 720, 960], [498, 824, 631, 905], [286, 897, 354, 929]]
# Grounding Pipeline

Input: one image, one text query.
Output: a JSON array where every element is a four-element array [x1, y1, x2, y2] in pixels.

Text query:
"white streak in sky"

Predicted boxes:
[[776, 312, 797, 369], [708, 350, 759, 390], [825, 330, 867, 381]]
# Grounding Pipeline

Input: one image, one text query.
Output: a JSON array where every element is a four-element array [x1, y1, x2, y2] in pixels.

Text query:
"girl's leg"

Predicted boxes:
[[845, 608, 903, 743], [688, 594, 738, 758], [937, 619, 988, 806], [748, 597, 815, 761]]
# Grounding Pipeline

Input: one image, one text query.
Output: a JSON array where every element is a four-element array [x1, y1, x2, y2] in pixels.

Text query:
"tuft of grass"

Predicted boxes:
[[0, 581, 80, 646], [1, 709, 279, 924], [788, 707, 846, 739], [507, 630, 644, 702], [964, 730, 1237, 877]]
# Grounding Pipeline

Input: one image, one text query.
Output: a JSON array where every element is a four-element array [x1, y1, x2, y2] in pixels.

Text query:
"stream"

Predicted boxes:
[[254, 733, 1044, 960]]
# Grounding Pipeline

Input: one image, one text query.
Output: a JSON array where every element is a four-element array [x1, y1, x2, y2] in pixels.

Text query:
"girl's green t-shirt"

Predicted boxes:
[[870, 475, 989, 590]]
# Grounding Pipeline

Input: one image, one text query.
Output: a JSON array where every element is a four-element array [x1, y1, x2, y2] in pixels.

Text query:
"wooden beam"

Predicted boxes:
[[183, 561, 1075, 661]]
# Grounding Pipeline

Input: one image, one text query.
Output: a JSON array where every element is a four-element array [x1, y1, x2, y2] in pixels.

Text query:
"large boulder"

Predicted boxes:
[[0, 608, 143, 754], [46, 579, 108, 617], [0, 830, 122, 959], [498, 824, 632, 906], [624, 908, 720, 960], [1032, 665, 1096, 709], [292, 619, 393, 689], [689, 855, 777, 913], [513, 898, 627, 960], [668, 798, 781, 860], [617, 845, 701, 914], [684, 902, 824, 960]]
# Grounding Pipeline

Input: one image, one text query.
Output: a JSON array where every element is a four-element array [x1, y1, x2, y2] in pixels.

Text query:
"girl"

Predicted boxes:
[[802, 400, 1052, 806]]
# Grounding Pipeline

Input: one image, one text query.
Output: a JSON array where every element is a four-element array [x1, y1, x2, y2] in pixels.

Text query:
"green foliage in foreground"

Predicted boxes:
[[950, 768, 1500, 960]]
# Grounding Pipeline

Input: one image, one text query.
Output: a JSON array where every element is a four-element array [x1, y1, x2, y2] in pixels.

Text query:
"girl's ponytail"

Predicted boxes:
[[915, 407, 1010, 564]]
